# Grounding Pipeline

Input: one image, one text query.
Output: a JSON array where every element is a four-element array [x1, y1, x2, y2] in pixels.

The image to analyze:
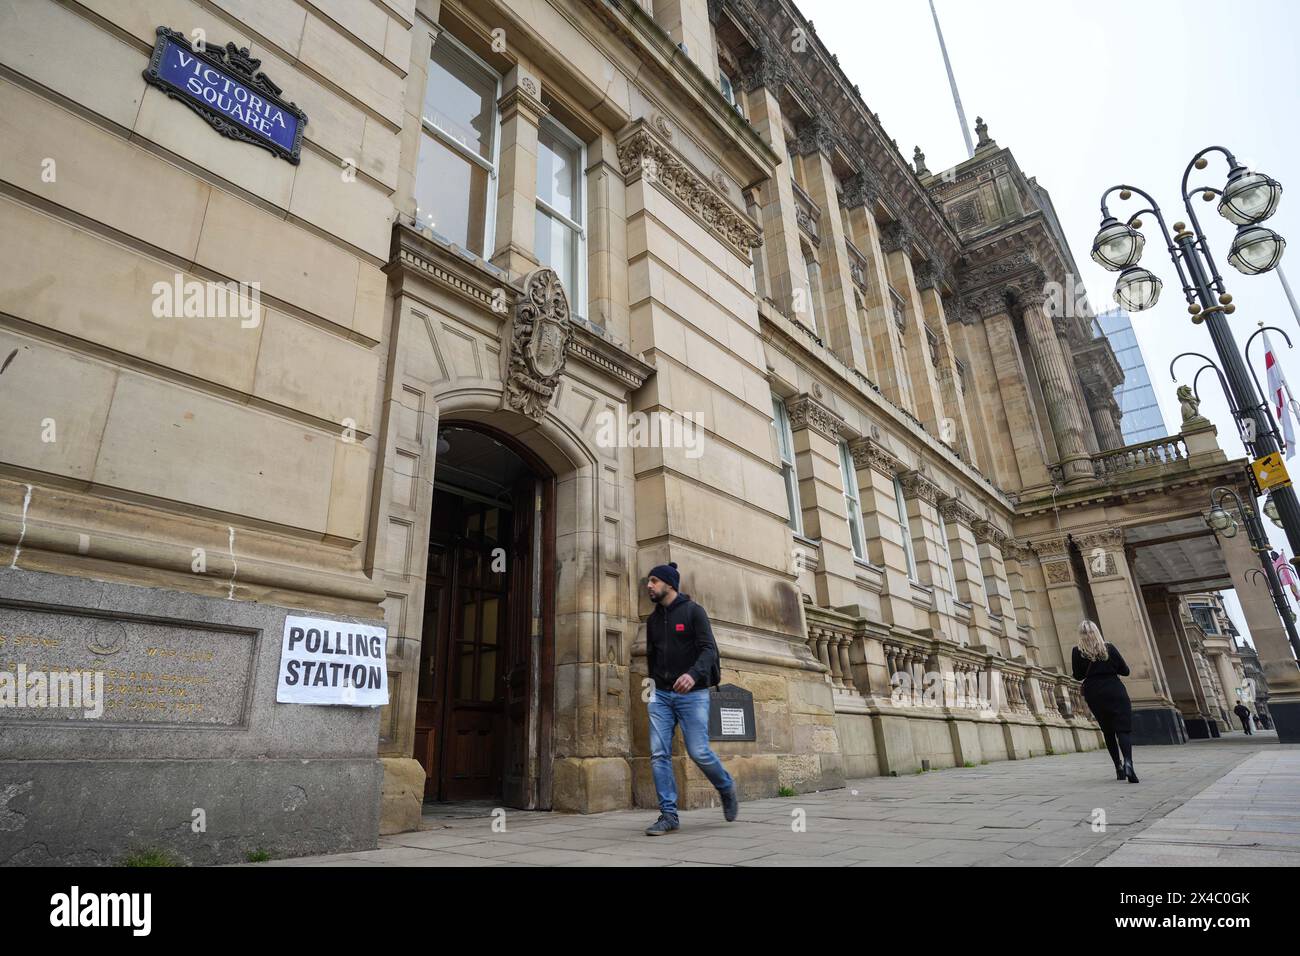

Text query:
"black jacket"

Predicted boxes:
[[1234, 704, 1251, 719], [647, 593, 720, 692], [1072, 644, 1130, 682]]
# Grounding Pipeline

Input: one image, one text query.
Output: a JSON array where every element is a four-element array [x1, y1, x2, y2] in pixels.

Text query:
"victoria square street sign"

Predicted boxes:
[[142, 26, 307, 164]]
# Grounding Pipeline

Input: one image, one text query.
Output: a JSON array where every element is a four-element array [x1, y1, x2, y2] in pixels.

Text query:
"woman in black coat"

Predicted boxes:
[[1071, 620, 1138, 783]]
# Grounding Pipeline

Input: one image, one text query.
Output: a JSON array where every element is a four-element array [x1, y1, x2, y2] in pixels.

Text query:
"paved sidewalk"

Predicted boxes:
[[255, 734, 1297, 867]]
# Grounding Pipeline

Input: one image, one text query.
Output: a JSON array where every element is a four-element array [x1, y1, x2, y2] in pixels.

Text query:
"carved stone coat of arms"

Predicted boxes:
[[501, 268, 572, 421]]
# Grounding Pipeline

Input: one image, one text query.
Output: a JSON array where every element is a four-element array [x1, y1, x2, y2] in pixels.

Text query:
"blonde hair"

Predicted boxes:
[[1077, 620, 1109, 662]]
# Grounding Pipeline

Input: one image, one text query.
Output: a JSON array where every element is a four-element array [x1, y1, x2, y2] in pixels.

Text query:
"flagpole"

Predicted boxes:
[[929, 0, 974, 160], [1279, 265, 1300, 332]]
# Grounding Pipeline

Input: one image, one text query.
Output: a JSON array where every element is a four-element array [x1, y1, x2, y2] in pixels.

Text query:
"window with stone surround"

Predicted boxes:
[[890, 287, 907, 332], [839, 441, 866, 561], [893, 476, 918, 581], [535, 117, 586, 320], [416, 33, 500, 256], [718, 68, 745, 118], [772, 395, 803, 535]]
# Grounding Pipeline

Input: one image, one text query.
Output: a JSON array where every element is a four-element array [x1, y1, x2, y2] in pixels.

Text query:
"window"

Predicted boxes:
[[745, 192, 765, 297], [1191, 604, 1219, 634], [839, 442, 865, 561], [535, 118, 586, 319], [416, 33, 500, 256], [893, 476, 918, 580], [773, 396, 803, 535], [890, 288, 907, 332], [719, 69, 745, 116]]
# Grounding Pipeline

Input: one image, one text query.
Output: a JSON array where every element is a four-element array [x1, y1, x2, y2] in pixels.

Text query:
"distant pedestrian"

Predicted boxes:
[[1234, 702, 1254, 735], [642, 562, 738, 836], [1072, 620, 1138, 783], [1253, 714, 1263, 730]]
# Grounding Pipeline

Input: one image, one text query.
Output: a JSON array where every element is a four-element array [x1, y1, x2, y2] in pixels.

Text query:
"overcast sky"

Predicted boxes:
[[798, 0, 1300, 646]]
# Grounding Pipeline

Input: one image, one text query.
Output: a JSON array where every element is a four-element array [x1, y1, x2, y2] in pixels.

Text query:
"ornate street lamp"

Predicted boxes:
[[1096, 148, 1300, 713], [1218, 167, 1283, 225], [1228, 224, 1287, 276], [1091, 217, 1146, 271], [1114, 265, 1163, 311]]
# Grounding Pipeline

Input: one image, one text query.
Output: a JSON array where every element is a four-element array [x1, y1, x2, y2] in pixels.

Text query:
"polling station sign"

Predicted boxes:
[[276, 615, 389, 707]]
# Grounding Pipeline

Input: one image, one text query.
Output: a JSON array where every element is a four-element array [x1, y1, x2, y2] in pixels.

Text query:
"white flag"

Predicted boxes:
[[1264, 332, 1296, 459]]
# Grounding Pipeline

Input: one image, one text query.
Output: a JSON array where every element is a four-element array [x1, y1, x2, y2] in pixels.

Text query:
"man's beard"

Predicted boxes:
[[649, 589, 663, 603]]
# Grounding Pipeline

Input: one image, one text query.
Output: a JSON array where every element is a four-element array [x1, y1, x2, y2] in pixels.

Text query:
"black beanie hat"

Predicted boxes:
[[648, 562, 680, 590]]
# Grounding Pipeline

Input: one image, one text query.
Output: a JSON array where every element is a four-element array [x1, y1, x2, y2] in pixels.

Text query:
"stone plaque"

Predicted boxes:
[[708, 683, 756, 742], [0, 602, 257, 727]]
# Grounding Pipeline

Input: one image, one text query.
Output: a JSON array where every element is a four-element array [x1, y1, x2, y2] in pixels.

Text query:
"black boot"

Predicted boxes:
[[1124, 760, 1139, 784], [1115, 762, 1126, 781]]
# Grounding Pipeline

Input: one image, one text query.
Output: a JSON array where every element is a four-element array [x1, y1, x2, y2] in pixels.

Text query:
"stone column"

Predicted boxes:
[[1076, 528, 1184, 743], [586, 131, 630, 343], [969, 291, 1053, 490], [653, 0, 717, 78], [1015, 283, 1095, 483], [850, 437, 922, 632], [1145, 587, 1215, 739], [491, 67, 547, 276], [1086, 388, 1125, 452], [916, 274, 975, 462], [792, 121, 869, 372], [899, 470, 960, 642], [786, 395, 856, 610], [975, 519, 1022, 656], [883, 223, 947, 436], [740, 56, 810, 327], [844, 172, 911, 409], [939, 497, 992, 648], [1217, 525, 1300, 739], [945, 310, 1002, 486]]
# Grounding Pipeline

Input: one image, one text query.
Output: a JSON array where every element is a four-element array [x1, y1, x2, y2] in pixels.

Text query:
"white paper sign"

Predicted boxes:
[[276, 615, 389, 706], [719, 707, 746, 736]]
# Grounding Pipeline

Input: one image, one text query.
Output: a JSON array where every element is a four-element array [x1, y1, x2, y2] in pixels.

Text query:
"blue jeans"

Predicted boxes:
[[649, 688, 734, 821]]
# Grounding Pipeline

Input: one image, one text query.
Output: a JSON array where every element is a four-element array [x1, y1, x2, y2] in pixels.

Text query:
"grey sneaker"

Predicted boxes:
[[645, 814, 680, 836], [721, 786, 739, 822]]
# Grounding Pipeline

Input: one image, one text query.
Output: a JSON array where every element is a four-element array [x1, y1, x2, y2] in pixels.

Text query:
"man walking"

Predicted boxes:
[[1234, 701, 1254, 735], [643, 561, 738, 835]]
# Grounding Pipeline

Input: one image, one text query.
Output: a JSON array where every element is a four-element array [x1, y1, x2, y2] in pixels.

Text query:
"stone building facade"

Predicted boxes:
[[2, 0, 1297, 864]]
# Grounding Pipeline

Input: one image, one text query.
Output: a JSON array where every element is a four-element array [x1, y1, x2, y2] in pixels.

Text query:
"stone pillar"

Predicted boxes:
[[917, 275, 975, 462], [945, 311, 1002, 486], [1086, 388, 1125, 452], [785, 395, 856, 610], [491, 67, 547, 276], [792, 122, 869, 372], [844, 174, 911, 409], [652, 0, 717, 78], [883, 223, 947, 436], [1145, 587, 1215, 738], [899, 470, 960, 642], [740, 60, 811, 327], [1015, 284, 1095, 483], [939, 498, 992, 648], [586, 131, 630, 343], [850, 438, 923, 632], [970, 292, 1053, 490], [1076, 529, 1184, 743], [1217, 524, 1300, 741], [975, 519, 1022, 657]]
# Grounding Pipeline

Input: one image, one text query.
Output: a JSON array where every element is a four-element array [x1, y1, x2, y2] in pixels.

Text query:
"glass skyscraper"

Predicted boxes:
[[1094, 307, 1169, 444]]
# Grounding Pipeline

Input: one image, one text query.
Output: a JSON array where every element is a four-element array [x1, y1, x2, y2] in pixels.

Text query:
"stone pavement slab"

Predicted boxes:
[[251, 734, 1297, 868]]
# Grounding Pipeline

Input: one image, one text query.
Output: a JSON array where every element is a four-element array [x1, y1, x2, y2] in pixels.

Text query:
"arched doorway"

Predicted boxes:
[[412, 423, 555, 807]]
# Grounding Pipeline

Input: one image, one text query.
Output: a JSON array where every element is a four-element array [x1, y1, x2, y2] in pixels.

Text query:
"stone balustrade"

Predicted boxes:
[[804, 606, 1091, 724], [1091, 435, 1188, 479]]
